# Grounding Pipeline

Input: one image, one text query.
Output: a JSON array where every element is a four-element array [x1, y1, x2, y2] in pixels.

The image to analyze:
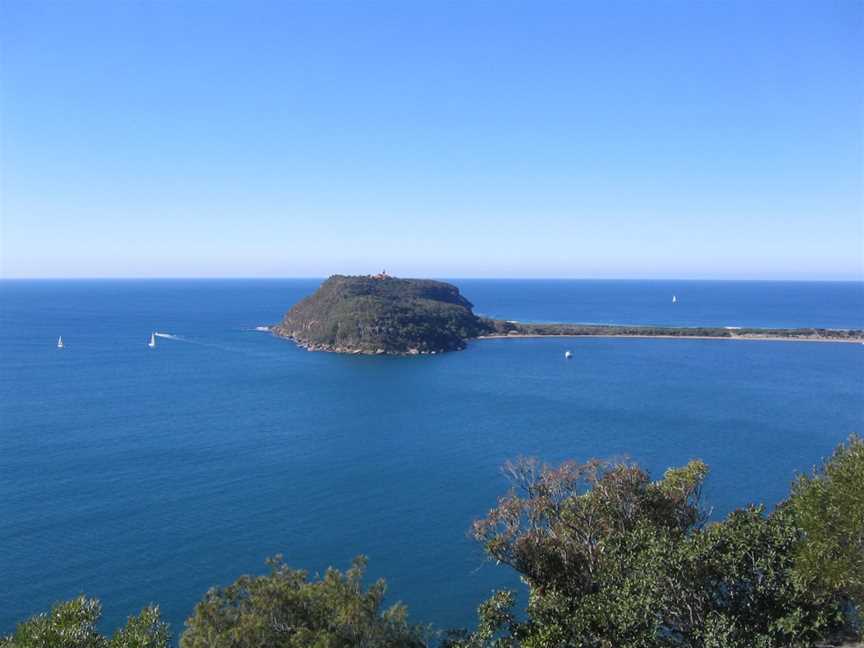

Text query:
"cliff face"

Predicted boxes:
[[272, 275, 492, 354]]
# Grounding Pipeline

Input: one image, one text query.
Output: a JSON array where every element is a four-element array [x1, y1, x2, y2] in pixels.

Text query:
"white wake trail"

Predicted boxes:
[[148, 330, 282, 358]]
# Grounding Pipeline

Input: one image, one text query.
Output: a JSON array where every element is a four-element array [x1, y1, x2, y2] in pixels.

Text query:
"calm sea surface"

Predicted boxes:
[[1, 279, 863, 636]]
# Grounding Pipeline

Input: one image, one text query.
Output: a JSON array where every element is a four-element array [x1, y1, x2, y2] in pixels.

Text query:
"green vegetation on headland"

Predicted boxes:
[[5, 436, 863, 648], [484, 319, 864, 342], [272, 273, 492, 354], [271, 275, 864, 355]]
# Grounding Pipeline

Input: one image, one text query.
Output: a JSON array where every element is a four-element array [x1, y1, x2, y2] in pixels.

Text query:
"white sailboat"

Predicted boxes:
[[564, 350, 573, 359], [57, 336, 64, 349], [148, 333, 156, 349], [672, 295, 678, 303]]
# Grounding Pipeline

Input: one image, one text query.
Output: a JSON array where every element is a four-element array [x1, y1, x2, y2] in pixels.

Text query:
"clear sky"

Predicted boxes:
[[1, 1, 862, 279]]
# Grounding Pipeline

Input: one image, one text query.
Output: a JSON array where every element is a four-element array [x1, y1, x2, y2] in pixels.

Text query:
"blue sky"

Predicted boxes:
[[1, 1, 861, 279]]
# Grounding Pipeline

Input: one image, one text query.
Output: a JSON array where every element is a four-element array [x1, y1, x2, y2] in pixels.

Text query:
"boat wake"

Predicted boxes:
[[146, 330, 282, 357]]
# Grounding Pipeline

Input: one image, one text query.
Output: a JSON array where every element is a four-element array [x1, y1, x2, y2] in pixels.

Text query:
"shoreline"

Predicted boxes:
[[476, 333, 864, 344]]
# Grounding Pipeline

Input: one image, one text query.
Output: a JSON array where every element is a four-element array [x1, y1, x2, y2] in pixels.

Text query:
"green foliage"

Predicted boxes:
[[440, 591, 519, 648], [680, 506, 845, 647], [180, 554, 427, 648], [786, 434, 864, 603], [460, 451, 859, 648], [110, 607, 170, 648], [1, 597, 168, 648], [274, 275, 493, 354], [472, 457, 708, 598], [488, 319, 864, 341]]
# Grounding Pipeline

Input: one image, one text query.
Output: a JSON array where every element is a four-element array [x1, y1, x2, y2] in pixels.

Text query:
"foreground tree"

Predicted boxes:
[[463, 457, 709, 646], [786, 435, 864, 604], [460, 444, 862, 648], [0, 597, 169, 648], [677, 506, 847, 647], [472, 457, 708, 599], [180, 555, 427, 648]]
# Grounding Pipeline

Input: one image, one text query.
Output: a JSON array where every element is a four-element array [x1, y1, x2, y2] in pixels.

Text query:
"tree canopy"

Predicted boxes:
[[455, 441, 863, 648], [0, 597, 168, 648], [180, 555, 427, 648]]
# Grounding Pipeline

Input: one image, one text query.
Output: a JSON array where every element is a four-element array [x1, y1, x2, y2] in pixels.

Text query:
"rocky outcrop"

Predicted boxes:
[[272, 274, 493, 355]]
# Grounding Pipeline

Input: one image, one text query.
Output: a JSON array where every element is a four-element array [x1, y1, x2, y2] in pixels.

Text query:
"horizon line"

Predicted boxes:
[[1, 276, 862, 283]]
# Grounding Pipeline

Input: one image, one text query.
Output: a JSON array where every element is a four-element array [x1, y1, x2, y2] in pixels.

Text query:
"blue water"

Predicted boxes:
[[460, 279, 864, 329], [1, 279, 862, 638]]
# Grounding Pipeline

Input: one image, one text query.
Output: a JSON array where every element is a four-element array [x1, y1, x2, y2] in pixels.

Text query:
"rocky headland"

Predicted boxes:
[[271, 273, 492, 355], [272, 275, 864, 355]]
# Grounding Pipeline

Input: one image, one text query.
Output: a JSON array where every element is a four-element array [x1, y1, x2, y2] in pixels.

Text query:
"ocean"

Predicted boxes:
[[1, 279, 862, 637]]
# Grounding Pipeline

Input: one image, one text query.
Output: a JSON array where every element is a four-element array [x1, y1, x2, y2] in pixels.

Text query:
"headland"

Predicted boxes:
[[271, 273, 492, 354], [271, 275, 864, 354]]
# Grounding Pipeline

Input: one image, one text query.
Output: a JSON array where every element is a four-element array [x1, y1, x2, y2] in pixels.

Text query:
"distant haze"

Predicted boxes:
[[1, 1, 862, 280]]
